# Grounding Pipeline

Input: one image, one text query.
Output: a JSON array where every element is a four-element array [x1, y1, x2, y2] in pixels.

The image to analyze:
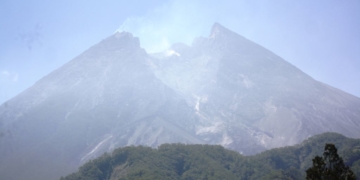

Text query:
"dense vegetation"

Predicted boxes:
[[306, 144, 356, 179], [61, 133, 360, 180]]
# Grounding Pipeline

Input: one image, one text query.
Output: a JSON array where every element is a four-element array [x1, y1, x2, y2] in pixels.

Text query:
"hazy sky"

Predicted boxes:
[[1, 0, 359, 104]]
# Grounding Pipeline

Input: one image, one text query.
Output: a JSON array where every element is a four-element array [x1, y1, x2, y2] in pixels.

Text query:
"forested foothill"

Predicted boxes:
[[61, 132, 360, 180]]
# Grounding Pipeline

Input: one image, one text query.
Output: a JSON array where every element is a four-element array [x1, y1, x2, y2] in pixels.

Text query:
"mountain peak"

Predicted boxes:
[[2, 21, 360, 180], [210, 22, 231, 39], [96, 31, 140, 51], [113, 31, 133, 39]]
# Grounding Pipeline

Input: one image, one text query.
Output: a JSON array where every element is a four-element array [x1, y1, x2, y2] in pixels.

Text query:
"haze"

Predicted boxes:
[[1, 0, 360, 105]]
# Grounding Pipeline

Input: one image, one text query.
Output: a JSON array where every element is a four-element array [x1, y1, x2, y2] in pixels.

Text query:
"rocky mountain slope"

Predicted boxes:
[[150, 23, 360, 152], [0, 23, 360, 180]]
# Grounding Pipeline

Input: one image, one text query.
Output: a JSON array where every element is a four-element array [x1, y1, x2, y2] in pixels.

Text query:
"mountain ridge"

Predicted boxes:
[[0, 23, 359, 180]]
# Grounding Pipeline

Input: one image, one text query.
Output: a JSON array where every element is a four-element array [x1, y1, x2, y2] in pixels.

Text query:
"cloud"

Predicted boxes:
[[115, 0, 265, 53], [1, 70, 19, 82], [116, 0, 218, 53], [166, 50, 180, 57]]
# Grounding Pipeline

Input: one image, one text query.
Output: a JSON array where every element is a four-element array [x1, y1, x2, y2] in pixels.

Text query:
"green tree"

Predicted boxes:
[[306, 143, 356, 180]]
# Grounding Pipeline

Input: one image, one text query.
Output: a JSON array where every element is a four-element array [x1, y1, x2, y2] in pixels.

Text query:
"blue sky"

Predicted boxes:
[[1, 0, 359, 104]]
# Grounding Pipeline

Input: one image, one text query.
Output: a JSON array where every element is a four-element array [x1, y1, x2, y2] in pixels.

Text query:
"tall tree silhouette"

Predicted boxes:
[[306, 143, 356, 180]]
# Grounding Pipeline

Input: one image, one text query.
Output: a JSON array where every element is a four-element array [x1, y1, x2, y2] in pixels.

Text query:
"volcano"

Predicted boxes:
[[0, 23, 359, 180]]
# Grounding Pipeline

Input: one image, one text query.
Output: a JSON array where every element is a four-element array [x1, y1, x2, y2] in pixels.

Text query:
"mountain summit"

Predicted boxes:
[[210, 22, 230, 38], [1, 23, 360, 180]]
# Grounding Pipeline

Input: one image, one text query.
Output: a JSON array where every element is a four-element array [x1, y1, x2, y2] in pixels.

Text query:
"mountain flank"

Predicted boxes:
[[0, 23, 360, 180]]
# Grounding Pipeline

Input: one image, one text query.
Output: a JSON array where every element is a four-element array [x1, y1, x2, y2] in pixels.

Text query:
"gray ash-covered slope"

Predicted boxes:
[[150, 23, 360, 153], [0, 32, 202, 180], [0, 23, 360, 180]]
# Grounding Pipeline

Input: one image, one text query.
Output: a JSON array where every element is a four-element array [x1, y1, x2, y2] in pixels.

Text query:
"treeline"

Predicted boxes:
[[60, 133, 360, 180]]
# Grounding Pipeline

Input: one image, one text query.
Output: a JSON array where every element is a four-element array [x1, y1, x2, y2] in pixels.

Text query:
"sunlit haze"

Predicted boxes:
[[1, 0, 359, 104]]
